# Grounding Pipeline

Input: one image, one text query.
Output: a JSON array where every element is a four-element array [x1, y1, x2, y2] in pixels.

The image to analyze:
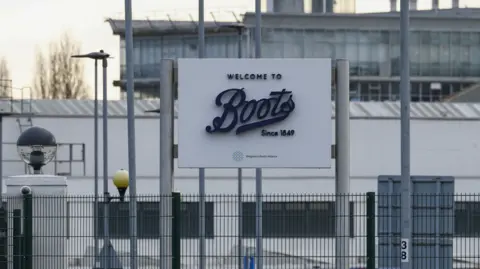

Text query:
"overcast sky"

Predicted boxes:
[[1, 0, 477, 99]]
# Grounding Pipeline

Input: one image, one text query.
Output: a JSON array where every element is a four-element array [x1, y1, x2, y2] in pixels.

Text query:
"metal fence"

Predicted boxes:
[[3, 193, 480, 269]]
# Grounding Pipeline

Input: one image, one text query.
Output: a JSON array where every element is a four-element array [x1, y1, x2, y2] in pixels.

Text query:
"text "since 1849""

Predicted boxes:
[[261, 129, 295, 137]]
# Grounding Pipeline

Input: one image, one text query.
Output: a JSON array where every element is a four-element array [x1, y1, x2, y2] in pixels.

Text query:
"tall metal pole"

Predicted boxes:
[[198, 2, 206, 269], [160, 59, 174, 269], [236, 27, 243, 269], [124, 0, 138, 269], [254, 1, 263, 269], [93, 59, 99, 260], [400, 0, 412, 268], [335, 59, 350, 269], [101, 56, 110, 269]]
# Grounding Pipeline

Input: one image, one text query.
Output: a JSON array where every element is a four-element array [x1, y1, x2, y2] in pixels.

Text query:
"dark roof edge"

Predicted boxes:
[[106, 8, 480, 35], [105, 18, 244, 36]]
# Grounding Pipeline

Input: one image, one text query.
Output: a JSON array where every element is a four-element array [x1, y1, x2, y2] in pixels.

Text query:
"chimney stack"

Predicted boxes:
[[390, 0, 397, 11], [266, 0, 274, 12], [409, 0, 417, 10], [452, 0, 459, 8], [432, 0, 439, 9], [267, 0, 305, 13]]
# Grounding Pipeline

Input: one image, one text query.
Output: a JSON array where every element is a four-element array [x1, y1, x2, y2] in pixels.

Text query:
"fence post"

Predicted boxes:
[[23, 193, 33, 269], [0, 206, 7, 269], [13, 209, 22, 269], [172, 192, 181, 269], [366, 192, 376, 269]]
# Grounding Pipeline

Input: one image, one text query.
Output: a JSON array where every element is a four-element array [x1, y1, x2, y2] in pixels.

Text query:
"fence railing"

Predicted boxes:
[[2, 193, 480, 269]]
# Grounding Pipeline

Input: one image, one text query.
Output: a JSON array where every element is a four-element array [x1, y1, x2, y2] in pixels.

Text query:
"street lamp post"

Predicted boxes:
[[71, 50, 110, 268]]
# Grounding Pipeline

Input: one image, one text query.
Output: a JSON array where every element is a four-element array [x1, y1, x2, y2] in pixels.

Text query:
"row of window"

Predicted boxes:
[[345, 81, 469, 102], [120, 30, 480, 78], [86, 201, 480, 238], [126, 81, 466, 102]]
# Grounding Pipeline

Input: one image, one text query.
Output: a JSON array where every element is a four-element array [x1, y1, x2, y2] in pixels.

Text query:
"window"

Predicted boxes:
[[455, 202, 480, 237], [97, 201, 214, 238], [242, 201, 354, 238]]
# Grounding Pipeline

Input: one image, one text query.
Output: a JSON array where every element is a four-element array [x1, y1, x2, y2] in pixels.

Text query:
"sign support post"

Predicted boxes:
[[198, 2, 207, 269], [236, 26, 244, 269], [400, 0, 412, 269], [254, 2, 263, 269], [334, 59, 351, 269], [159, 59, 175, 269]]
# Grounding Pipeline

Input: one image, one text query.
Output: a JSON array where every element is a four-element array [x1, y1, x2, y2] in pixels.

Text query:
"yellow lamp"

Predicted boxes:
[[112, 169, 129, 201]]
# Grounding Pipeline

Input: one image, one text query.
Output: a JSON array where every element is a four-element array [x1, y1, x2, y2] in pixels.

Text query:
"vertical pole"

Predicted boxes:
[[12, 210, 21, 269], [124, 1, 138, 269], [198, 2, 206, 269], [93, 59, 99, 260], [254, 2, 263, 269], [237, 168, 243, 269], [160, 59, 174, 269], [198, 0, 205, 58], [23, 193, 33, 269], [366, 192, 376, 269], [101, 57, 110, 269], [237, 27, 244, 269], [237, 28, 243, 59], [400, 0, 412, 269], [172, 192, 181, 269], [335, 59, 350, 269], [0, 205, 6, 269], [198, 168, 206, 269]]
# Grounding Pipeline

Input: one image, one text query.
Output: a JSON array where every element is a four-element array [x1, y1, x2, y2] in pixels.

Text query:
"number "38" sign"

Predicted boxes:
[[401, 239, 409, 262]]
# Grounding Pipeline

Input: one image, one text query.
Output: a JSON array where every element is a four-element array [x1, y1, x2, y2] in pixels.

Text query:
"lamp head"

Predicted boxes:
[[71, 51, 110, 60], [112, 169, 129, 201], [16, 127, 57, 174]]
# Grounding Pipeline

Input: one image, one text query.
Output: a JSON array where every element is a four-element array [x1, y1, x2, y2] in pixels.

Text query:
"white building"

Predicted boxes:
[[5, 100, 480, 268], [3, 99, 480, 193]]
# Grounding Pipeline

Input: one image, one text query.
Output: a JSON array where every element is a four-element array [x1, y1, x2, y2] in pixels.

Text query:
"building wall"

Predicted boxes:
[[2, 116, 480, 193]]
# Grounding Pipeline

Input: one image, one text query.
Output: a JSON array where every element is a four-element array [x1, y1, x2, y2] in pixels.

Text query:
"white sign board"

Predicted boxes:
[[178, 58, 332, 168]]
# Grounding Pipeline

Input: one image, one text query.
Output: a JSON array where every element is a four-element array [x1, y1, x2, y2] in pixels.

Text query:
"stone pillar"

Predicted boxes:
[[6, 175, 67, 269]]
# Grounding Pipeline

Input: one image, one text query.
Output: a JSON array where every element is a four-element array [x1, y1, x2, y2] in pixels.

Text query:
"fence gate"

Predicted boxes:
[[377, 175, 454, 269]]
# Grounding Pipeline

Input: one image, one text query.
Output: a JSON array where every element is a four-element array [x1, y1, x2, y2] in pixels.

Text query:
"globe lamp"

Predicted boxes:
[[112, 169, 129, 201], [16, 127, 57, 174]]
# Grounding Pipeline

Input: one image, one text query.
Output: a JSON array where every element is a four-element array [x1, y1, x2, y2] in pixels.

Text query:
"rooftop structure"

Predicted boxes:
[[107, 8, 480, 102], [264, 0, 356, 13], [4, 99, 480, 120]]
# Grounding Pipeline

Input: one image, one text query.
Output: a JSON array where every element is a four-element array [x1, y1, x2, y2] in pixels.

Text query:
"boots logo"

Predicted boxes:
[[205, 88, 295, 135]]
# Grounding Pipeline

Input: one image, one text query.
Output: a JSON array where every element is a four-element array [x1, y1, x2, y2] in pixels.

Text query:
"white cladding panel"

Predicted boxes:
[[0, 116, 479, 194]]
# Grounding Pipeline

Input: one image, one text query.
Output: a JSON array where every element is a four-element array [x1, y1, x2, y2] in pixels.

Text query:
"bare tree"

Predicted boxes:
[[0, 58, 11, 98], [33, 48, 48, 99], [33, 32, 89, 99]]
